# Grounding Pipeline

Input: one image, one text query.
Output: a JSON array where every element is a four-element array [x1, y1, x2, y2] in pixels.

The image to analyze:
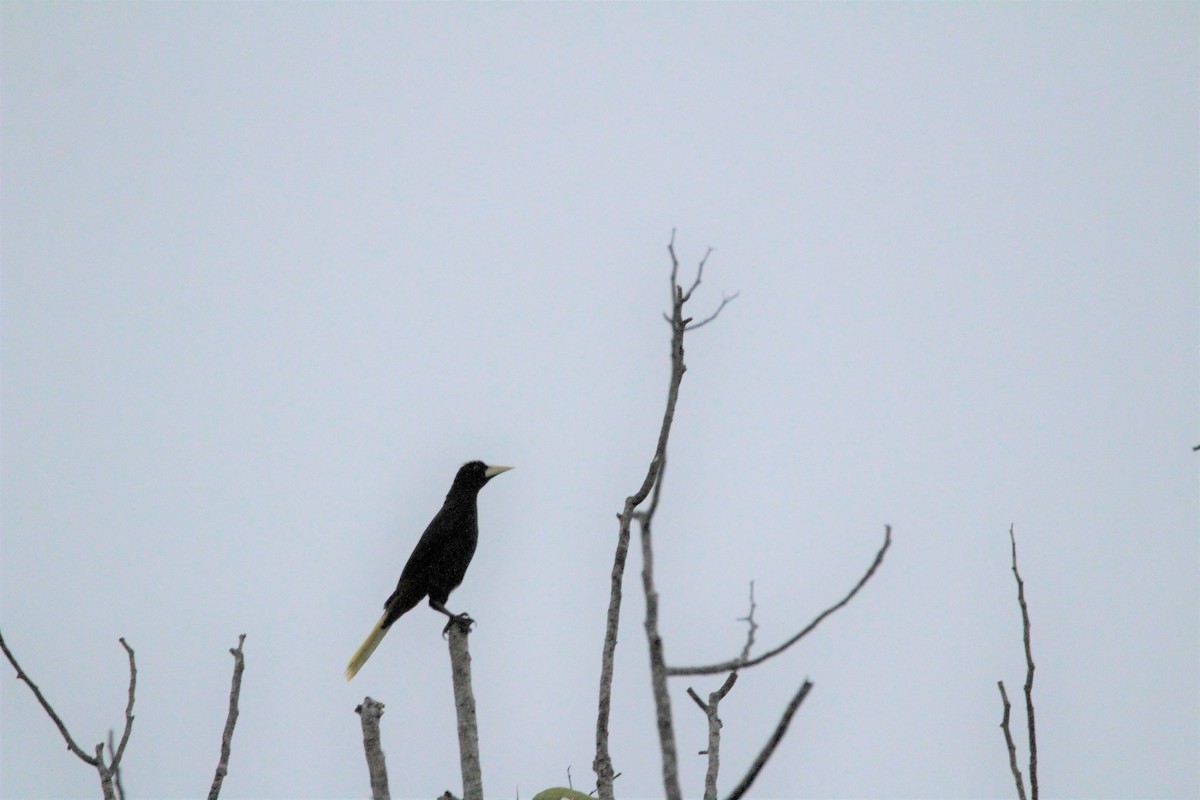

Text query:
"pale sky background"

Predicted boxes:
[[1, 4, 1196, 800]]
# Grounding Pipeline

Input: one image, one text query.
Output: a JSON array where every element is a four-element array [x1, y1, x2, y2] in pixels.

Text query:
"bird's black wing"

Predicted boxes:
[[398, 505, 453, 583]]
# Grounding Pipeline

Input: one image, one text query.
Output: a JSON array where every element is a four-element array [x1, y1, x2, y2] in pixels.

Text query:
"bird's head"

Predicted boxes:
[[452, 460, 513, 494]]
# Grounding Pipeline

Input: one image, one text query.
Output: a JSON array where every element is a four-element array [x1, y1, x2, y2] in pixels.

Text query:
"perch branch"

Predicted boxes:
[[448, 616, 483, 800], [668, 526, 892, 676]]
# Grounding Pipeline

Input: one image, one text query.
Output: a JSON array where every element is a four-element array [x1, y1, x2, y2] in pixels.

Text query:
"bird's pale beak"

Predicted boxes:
[[484, 465, 514, 479]]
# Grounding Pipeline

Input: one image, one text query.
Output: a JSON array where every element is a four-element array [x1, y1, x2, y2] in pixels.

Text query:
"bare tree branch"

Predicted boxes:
[[111, 638, 136, 770], [0, 630, 137, 800], [447, 616, 483, 800], [686, 292, 740, 330], [722, 680, 813, 800], [679, 243, 714, 302], [94, 743, 115, 800], [592, 506, 633, 800], [207, 633, 246, 800], [1013, 530, 1038, 800], [106, 730, 126, 800], [996, 525, 1038, 800], [636, 236, 738, 800], [736, 582, 758, 665], [668, 526, 892, 676], [684, 583, 758, 799], [688, 672, 739, 800], [0, 627, 100, 766], [355, 697, 391, 800], [639, 492, 682, 800], [997, 681, 1027, 800], [595, 235, 728, 800]]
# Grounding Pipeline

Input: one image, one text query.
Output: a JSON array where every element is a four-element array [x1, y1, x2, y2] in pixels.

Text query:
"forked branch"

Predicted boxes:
[[996, 525, 1038, 800], [687, 672, 739, 800], [0, 629, 136, 800], [594, 233, 734, 800], [997, 681, 1027, 800]]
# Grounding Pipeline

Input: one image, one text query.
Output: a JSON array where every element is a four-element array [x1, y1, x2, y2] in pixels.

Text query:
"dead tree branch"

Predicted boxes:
[[722, 680, 813, 800], [207, 633, 247, 800], [638, 476, 682, 800], [447, 616, 483, 800], [594, 232, 733, 800], [356, 697, 391, 800], [687, 671, 739, 800], [632, 235, 737, 800], [686, 292, 740, 331], [0, 629, 136, 800], [0, 627, 100, 765], [997, 525, 1038, 800], [736, 582, 758, 665], [684, 583, 759, 799], [997, 681, 1027, 800], [106, 730, 126, 800], [668, 526, 892, 676]]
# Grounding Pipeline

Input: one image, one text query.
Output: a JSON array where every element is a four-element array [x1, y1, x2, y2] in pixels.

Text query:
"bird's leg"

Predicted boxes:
[[429, 598, 475, 636]]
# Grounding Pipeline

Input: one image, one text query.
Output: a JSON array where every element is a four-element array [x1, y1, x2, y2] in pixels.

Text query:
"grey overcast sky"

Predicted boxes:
[[2, 3, 1196, 799]]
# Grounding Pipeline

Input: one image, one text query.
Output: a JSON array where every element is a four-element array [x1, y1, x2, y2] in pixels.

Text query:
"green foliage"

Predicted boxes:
[[531, 788, 592, 800]]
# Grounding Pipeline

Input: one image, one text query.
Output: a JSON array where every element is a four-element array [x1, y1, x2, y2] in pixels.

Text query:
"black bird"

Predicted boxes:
[[346, 460, 512, 680]]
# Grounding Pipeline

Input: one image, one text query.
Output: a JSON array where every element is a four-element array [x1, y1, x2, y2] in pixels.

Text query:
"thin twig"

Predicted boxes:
[[106, 730, 126, 800], [207, 634, 246, 800], [667, 228, 680, 288], [997, 681, 1027, 800], [0, 627, 99, 766], [111, 639, 136, 770], [712, 672, 738, 701], [736, 582, 758, 665], [681, 246, 714, 301], [1010, 526, 1038, 800], [686, 292, 740, 330], [722, 680, 813, 800], [668, 526, 892, 676]]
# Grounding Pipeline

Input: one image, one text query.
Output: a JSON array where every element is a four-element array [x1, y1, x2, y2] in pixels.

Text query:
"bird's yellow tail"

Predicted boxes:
[[345, 612, 390, 681]]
